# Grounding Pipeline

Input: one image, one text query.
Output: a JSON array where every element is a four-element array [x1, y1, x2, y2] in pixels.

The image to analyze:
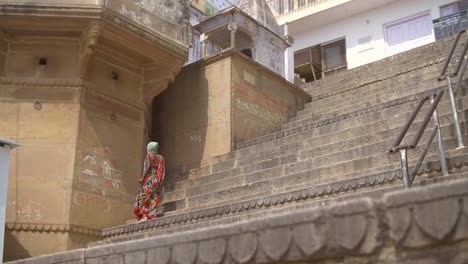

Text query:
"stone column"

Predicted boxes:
[[200, 33, 208, 58], [284, 23, 295, 82], [228, 22, 238, 49], [0, 139, 20, 264]]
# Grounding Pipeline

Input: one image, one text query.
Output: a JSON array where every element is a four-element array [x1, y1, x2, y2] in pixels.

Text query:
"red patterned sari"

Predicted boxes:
[[133, 153, 165, 220]]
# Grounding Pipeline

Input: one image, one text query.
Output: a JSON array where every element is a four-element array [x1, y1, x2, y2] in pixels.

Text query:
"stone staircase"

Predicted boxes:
[[8, 37, 468, 264], [91, 37, 468, 245]]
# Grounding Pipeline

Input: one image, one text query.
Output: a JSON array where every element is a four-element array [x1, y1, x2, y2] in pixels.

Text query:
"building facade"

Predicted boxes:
[[0, 0, 190, 261], [266, 0, 468, 82]]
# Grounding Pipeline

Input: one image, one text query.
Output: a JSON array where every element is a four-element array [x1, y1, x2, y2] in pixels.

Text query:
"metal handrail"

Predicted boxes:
[[390, 91, 444, 152], [389, 90, 448, 188], [438, 29, 468, 149], [438, 29, 468, 80]]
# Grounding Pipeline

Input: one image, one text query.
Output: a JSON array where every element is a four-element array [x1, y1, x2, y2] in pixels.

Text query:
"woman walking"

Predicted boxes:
[[133, 142, 165, 221]]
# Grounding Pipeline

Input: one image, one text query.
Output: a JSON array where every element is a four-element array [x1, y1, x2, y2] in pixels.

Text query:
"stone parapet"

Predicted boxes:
[[7, 177, 468, 264], [0, 0, 191, 49]]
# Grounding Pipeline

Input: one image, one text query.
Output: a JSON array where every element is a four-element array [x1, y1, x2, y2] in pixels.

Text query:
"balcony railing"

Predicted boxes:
[[268, 0, 332, 16], [433, 10, 468, 40]]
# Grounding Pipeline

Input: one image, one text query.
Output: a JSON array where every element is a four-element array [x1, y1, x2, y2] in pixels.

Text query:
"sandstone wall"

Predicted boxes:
[[153, 56, 232, 170]]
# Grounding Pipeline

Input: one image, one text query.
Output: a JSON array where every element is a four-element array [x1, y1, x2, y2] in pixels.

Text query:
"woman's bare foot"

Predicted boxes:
[[138, 214, 148, 222]]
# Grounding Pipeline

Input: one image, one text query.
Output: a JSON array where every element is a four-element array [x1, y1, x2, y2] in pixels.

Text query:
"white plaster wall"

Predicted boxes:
[[292, 0, 454, 69], [0, 145, 11, 264]]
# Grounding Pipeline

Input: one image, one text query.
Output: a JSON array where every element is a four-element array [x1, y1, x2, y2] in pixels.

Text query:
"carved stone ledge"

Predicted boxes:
[[6, 222, 102, 238], [385, 177, 468, 248], [0, 77, 84, 87]]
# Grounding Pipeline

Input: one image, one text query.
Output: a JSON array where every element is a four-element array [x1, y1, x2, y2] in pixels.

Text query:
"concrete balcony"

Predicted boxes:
[[267, 0, 399, 32]]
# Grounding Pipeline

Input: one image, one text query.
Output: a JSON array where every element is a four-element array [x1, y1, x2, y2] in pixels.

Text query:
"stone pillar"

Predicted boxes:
[[228, 22, 238, 49], [284, 23, 295, 82], [0, 139, 20, 264], [200, 33, 208, 58]]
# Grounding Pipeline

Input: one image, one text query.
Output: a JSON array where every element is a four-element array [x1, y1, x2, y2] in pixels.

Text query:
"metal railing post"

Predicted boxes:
[[447, 75, 465, 149], [399, 148, 410, 188], [431, 96, 449, 176]]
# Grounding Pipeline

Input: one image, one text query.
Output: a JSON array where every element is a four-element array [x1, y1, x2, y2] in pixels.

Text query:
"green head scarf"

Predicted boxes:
[[147, 142, 159, 154]]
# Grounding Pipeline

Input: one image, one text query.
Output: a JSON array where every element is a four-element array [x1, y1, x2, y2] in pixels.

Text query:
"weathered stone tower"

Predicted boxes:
[[0, 0, 191, 260]]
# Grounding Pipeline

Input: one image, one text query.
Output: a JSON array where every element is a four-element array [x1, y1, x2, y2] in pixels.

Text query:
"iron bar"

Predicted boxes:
[[399, 148, 410, 188], [410, 91, 444, 148], [391, 144, 410, 153], [455, 54, 468, 94], [438, 29, 468, 80], [454, 34, 468, 77], [431, 96, 449, 176], [447, 76, 465, 149], [390, 96, 428, 151], [411, 125, 438, 183]]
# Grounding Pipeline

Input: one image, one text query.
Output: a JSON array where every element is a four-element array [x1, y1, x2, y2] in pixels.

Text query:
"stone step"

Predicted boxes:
[[289, 79, 467, 131], [238, 85, 461, 150], [163, 124, 466, 213], [182, 134, 464, 210], [97, 158, 468, 246], [171, 84, 463, 182], [165, 90, 468, 191], [163, 97, 458, 198], [300, 37, 457, 96], [283, 86, 467, 134], [175, 145, 468, 215], [299, 60, 443, 112], [294, 67, 444, 123]]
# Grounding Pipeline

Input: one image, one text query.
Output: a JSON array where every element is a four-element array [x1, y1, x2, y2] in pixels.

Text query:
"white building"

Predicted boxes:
[[266, 0, 468, 82]]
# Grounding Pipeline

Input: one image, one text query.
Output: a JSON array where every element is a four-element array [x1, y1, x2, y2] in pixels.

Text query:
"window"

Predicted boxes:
[[441, 0, 468, 17], [293, 38, 347, 83], [322, 39, 346, 70], [384, 12, 434, 56]]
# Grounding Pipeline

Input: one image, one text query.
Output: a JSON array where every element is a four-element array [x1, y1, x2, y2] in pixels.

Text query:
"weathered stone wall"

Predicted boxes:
[[231, 12, 288, 77], [232, 54, 308, 144], [0, 0, 191, 260], [153, 50, 308, 173], [0, 36, 82, 260], [152, 56, 232, 171], [105, 0, 191, 45]]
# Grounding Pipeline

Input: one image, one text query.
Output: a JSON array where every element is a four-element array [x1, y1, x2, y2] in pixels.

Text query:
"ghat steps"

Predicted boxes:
[[7, 36, 468, 264], [96, 37, 468, 244]]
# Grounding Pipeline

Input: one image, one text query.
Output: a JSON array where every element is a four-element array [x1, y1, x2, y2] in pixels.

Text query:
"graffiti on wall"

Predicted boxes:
[[233, 82, 289, 143], [73, 192, 112, 213], [7, 200, 44, 222], [234, 98, 286, 124], [79, 147, 124, 198]]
